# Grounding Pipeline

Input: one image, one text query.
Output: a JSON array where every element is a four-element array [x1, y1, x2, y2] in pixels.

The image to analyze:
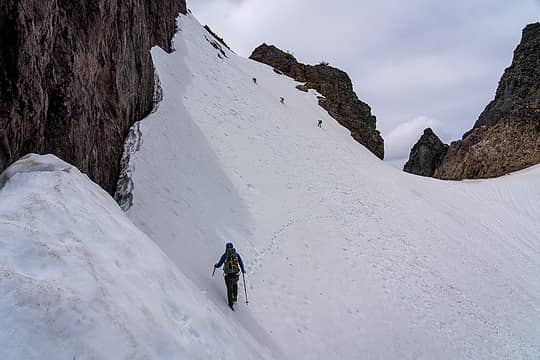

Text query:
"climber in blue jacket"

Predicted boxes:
[[214, 242, 245, 309]]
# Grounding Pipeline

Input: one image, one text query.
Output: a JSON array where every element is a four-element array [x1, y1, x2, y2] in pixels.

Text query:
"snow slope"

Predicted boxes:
[[0, 154, 273, 359], [123, 13, 540, 359]]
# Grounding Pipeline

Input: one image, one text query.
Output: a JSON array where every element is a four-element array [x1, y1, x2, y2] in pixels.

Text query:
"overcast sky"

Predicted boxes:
[[189, 0, 540, 162]]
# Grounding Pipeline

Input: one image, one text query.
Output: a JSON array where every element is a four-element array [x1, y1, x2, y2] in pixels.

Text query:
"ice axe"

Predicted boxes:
[[212, 266, 216, 277]]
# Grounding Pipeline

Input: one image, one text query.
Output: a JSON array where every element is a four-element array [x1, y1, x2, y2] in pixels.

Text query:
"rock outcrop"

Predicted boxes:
[[204, 25, 232, 51], [405, 22, 540, 179], [474, 23, 540, 130], [250, 44, 384, 159], [403, 128, 448, 177], [434, 111, 540, 179], [0, 0, 186, 193]]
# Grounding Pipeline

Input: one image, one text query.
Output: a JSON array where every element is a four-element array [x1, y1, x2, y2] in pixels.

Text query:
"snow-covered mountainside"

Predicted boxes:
[[120, 14, 540, 359], [1, 12, 539, 360], [0, 154, 272, 359]]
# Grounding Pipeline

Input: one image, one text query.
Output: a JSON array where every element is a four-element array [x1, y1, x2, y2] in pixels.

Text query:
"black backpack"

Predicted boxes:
[[223, 248, 240, 274]]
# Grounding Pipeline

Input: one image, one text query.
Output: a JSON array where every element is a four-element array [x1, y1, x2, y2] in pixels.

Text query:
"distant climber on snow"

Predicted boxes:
[[280, 97, 285, 104], [318, 120, 323, 128], [252, 77, 257, 84], [214, 242, 246, 310]]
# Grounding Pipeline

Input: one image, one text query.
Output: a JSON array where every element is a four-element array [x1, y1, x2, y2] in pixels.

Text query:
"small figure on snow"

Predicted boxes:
[[214, 242, 246, 310], [318, 120, 323, 128], [252, 77, 257, 84], [280, 97, 285, 104]]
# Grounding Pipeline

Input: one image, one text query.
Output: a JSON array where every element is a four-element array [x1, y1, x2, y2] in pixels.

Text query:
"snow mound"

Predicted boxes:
[[0, 153, 72, 190], [0, 154, 272, 359]]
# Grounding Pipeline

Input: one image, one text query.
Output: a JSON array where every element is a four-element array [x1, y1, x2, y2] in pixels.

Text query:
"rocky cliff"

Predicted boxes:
[[474, 23, 540, 129], [250, 44, 384, 159], [403, 128, 448, 177], [405, 22, 540, 179], [0, 0, 186, 193], [434, 111, 540, 179]]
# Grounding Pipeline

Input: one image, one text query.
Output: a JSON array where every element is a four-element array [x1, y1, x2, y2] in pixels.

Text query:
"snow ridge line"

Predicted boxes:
[[115, 69, 164, 212], [114, 122, 143, 212]]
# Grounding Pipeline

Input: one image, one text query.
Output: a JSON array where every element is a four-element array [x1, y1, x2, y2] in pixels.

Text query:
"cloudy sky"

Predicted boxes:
[[189, 0, 540, 162]]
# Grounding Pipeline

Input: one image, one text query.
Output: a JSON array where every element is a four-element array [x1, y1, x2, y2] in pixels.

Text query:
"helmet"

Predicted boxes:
[[225, 242, 234, 249]]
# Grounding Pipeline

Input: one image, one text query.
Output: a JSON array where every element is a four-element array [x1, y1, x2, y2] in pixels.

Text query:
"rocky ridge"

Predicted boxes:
[[0, 0, 186, 193], [250, 44, 384, 159], [434, 110, 540, 179], [405, 23, 540, 179], [474, 23, 540, 129]]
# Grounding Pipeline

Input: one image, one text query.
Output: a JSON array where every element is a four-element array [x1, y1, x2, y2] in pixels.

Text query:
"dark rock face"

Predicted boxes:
[[203, 25, 232, 51], [249, 44, 384, 159], [0, 0, 186, 193], [404, 128, 449, 177], [434, 111, 540, 179], [434, 22, 540, 180], [474, 23, 540, 129], [405, 22, 540, 179]]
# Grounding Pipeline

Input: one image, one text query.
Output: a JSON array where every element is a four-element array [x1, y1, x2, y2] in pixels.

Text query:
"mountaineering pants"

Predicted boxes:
[[224, 273, 240, 305]]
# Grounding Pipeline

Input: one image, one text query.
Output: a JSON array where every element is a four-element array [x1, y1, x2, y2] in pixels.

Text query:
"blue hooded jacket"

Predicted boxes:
[[215, 243, 245, 273]]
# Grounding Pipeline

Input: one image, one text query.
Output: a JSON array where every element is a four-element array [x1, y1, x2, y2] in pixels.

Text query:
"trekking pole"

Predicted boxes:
[[242, 272, 248, 304], [212, 266, 216, 277]]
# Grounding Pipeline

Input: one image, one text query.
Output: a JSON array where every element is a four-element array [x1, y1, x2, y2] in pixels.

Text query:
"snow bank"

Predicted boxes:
[[124, 13, 540, 359], [0, 154, 272, 359], [0, 153, 72, 189]]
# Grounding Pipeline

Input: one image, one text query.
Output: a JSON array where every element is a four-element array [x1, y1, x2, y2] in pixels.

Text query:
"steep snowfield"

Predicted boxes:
[[122, 14, 540, 359], [1, 13, 539, 360], [0, 154, 273, 359]]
